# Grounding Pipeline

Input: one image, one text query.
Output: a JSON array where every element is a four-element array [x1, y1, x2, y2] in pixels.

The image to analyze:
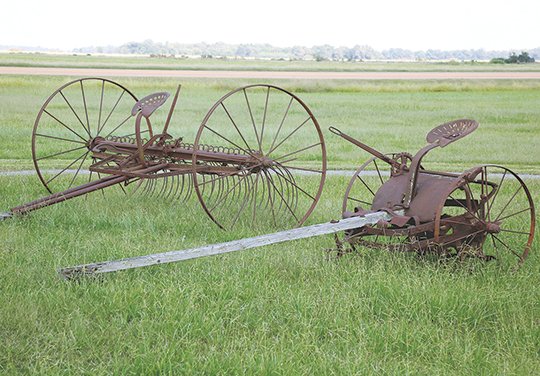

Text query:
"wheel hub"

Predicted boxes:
[[485, 222, 501, 234]]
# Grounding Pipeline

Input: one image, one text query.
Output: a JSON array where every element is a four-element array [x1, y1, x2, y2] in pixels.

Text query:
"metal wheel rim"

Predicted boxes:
[[192, 84, 327, 229], [32, 77, 138, 194]]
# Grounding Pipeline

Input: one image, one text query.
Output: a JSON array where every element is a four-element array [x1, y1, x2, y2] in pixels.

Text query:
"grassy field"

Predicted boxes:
[[2, 52, 540, 72], [1, 74, 539, 374], [1, 76, 540, 173]]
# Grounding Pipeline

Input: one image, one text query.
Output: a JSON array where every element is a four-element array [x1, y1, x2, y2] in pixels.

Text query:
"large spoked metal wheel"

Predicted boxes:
[[434, 165, 535, 267], [32, 78, 139, 193], [192, 84, 327, 229]]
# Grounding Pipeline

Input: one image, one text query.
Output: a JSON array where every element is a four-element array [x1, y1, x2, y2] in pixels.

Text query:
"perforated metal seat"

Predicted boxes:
[[131, 92, 170, 117], [426, 119, 478, 147]]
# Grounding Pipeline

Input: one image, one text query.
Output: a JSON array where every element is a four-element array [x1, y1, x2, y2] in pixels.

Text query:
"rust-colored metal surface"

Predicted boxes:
[[331, 121, 535, 267], [5, 78, 327, 230], [2, 78, 534, 270]]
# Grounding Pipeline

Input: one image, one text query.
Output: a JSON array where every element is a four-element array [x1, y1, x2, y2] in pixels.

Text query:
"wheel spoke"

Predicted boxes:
[[481, 166, 489, 221], [267, 116, 311, 156], [496, 207, 531, 222], [45, 150, 88, 185], [487, 169, 506, 221], [498, 228, 531, 236], [59, 90, 91, 138], [196, 170, 242, 187], [68, 151, 90, 189], [36, 145, 87, 161], [243, 89, 261, 152], [356, 175, 376, 196], [35, 133, 86, 145], [260, 86, 270, 150], [492, 234, 523, 259], [200, 125, 254, 156], [373, 160, 384, 185], [269, 97, 293, 153], [98, 90, 126, 137], [278, 157, 298, 165], [221, 102, 253, 152], [80, 81, 91, 137], [271, 165, 316, 201], [278, 165, 322, 174], [448, 194, 483, 222], [43, 110, 87, 143], [441, 218, 478, 227], [347, 196, 372, 206], [273, 142, 322, 162], [494, 185, 523, 222], [97, 80, 105, 135], [103, 113, 133, 139]]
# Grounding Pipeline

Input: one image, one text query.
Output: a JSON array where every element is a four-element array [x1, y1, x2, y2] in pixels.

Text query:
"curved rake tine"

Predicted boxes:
[[148, 178, 158, 197], [262, 169, 277, 226], [268, 168, 285, 215], [277, 165, 295, 214], [251, 173, 263, 224], [164, 174, 177, 200], [230, 173, 255, 228], [273, 164, 302, 212], [207, 174, 218, 202], [157, 175, 169, 198], [183, 174, 194, 203], [177, 174, 186, 202], [267, 170, 300, 223]]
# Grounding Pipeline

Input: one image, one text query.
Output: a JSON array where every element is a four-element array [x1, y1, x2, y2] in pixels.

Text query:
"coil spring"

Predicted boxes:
[[171, 140, 254, 155], [106, 135, 149, 144]]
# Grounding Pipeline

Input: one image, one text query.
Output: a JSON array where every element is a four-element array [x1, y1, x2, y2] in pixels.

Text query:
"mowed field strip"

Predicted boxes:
[[3, 66, 540, 79]]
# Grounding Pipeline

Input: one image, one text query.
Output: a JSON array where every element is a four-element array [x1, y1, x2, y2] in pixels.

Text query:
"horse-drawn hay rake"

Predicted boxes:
[[0, 78, 534, 277], [3, 78, 327, 229]]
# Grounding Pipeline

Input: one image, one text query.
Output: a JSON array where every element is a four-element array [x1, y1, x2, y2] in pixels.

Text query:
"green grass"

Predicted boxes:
[[2, 52, 540, 72], [1, 75, 539, 173], [1, 74, 539, 374], [0, 173, 539, 374]]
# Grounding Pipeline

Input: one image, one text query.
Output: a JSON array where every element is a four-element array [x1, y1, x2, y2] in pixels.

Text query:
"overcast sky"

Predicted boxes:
[[1, 0, 538, 51]]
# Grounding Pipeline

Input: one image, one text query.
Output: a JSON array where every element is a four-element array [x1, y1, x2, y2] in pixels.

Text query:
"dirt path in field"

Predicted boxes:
[[2, 66, 540, 80]]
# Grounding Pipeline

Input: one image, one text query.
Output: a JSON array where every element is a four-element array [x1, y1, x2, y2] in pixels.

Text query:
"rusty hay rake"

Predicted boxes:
[[59, 117, 535, 278], [0, 78, 534, 277], [2, 78, 327, 230]]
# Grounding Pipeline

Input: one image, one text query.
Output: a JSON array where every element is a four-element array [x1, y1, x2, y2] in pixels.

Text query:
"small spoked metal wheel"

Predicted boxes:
[[192, 84, 327, 229], [342, 153, 423, 253], [434, 165, 535, 267], [32, 78, 139, 193], [342, 153, 412, 215]]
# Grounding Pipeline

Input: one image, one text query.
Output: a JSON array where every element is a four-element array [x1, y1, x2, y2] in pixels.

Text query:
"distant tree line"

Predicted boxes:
[[74, 40, 540, 61], [490, 51, 535, 64]]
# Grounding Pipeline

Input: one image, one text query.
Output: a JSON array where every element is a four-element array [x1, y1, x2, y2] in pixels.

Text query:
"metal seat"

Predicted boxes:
[[426, 119, 479, 147], [131, 92, 170, 118]]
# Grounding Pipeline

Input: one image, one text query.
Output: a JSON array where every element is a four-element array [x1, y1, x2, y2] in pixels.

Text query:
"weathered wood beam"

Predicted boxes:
[[59, 211, 393, 280]]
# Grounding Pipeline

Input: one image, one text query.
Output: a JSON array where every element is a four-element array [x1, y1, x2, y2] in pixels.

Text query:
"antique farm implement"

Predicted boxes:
[[60, 118, 535, 278], [2, 78, 327, 229], [332, 121, 534, 265]]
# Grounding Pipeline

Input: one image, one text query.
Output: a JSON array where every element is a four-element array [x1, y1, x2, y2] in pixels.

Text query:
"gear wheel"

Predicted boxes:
[[390, 152, 413, 175]]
